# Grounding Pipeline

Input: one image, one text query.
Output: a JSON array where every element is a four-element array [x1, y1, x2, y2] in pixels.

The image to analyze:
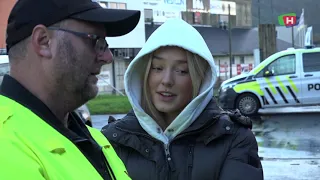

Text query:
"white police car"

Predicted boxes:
[[219, 47, 320, 116]]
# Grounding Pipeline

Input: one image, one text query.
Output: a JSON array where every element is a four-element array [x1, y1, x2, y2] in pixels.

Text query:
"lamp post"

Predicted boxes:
[[228, 4, 232, 78], [219, 4, 233, 78]]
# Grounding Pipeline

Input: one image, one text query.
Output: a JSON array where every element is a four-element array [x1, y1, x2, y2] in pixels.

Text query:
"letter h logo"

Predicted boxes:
[[283, 16, 297, 27]]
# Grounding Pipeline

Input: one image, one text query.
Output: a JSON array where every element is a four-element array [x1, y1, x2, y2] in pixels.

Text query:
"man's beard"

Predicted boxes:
[[53, 37, 98, 109]]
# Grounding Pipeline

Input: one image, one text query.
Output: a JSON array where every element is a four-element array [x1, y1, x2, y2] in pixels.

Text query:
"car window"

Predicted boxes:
[[302, 52, 320, 72], [255, 68, 265, 78], [0, 63, 10, 84], [267, 55, 296, 76], [0, 63, 9, 76]]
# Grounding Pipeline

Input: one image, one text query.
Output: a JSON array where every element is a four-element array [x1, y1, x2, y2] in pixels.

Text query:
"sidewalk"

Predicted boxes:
[[91, 114, 125, 130], [262, 159, 320, 180]]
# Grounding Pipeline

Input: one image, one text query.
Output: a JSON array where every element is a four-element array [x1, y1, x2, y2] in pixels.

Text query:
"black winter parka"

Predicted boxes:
[[102, 100, 263, 180]]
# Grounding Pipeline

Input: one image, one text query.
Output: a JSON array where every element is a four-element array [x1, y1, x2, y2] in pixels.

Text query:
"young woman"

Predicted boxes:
[[102, 18, 263, 180]]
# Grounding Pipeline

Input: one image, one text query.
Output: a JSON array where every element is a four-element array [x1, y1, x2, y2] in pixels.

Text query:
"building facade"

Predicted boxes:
[[143, 0, 252, 28], [93, 0, 146, 94], [0, 0, 16, 52]]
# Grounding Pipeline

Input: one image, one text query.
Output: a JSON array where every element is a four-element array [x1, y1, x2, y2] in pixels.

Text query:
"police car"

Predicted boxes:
[[218, 47, 320, 116]]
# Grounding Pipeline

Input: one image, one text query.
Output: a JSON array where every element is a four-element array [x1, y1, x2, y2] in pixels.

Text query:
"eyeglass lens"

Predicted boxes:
[[95, 38, 108, 54]]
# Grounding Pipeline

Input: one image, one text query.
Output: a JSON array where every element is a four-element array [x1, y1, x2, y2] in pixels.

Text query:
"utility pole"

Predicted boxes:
[[258, 0, 260, 25], [228, 4, 232, 78], [259, 24, 277, 61]]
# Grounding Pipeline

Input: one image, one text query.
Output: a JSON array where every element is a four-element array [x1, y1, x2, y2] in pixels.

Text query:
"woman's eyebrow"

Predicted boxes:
[[152, 55, 187, 64], [152, 55, 164, 60]]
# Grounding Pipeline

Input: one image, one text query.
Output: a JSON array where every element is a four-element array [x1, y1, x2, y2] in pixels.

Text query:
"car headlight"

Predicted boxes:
[[221, 83, 236, 92], [221, 87, 228, 92]]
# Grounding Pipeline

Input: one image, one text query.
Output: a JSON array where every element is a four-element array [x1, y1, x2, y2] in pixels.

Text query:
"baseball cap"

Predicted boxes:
[[6, 0, 141, 51]]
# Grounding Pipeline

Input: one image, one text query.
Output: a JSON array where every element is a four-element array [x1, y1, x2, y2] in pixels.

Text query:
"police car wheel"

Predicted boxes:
[[236, 94, 260, 116]]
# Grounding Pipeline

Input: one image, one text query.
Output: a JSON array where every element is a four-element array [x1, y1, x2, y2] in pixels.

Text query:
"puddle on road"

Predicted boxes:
[[252, 116, 320, 155], [256, 133, 320, 154]]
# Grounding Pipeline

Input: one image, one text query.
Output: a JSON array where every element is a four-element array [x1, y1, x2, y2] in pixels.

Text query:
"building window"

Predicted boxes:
[[193, 11, 201, 24], [108, 2, 118, 9], [98, 1, 126, 9], [117, 3, 126, 9], [144, 9, 153, 22], [98, 2, 108, 8], [240, 56, 245, 64]]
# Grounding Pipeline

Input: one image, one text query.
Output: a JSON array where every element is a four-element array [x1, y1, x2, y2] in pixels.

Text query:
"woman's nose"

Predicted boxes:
[[161, 70, 174, 87]]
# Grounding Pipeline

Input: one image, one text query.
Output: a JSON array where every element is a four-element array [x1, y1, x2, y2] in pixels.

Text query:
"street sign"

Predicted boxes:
[[210, 0, 236, 15], [278, 13, 297, 27]]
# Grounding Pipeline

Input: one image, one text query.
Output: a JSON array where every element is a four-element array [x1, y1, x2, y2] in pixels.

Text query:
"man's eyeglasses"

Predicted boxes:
[[47, 27, 109, 55]]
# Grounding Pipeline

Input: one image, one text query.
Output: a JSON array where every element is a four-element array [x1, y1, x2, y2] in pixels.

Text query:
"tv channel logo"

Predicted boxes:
[[278, 13, 297, 27]]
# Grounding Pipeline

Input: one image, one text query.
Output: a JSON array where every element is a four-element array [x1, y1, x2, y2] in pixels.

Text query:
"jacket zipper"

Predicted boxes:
[[128, 133, 176, 179], [117, 125, 222, 180], [188, 144, 194, 180], [164, 143, 175, 180]]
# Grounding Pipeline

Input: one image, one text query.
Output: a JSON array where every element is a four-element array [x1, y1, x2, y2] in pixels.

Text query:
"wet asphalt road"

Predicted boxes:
[[92, 113, 320, 180]]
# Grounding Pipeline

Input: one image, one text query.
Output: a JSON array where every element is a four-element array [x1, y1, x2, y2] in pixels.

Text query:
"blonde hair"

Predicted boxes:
[[141, 48, 209, 129]]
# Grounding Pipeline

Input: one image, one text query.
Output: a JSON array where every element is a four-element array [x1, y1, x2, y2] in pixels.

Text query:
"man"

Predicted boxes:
[[0, 0, 140, 179]]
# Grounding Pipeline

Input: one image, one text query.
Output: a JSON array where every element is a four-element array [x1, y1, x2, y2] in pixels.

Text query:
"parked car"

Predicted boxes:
[[76, 104, 92, 127], [0, 54, 9, 84], [219, 46, 320, 116]]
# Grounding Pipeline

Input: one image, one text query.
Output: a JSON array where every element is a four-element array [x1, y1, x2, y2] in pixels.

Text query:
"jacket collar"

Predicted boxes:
[[106, 100, 236, 145], [0, 75, 90, 142]]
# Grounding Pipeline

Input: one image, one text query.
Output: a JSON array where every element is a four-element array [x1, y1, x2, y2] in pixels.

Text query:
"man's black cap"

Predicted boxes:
[[6, 0, 141, 51]]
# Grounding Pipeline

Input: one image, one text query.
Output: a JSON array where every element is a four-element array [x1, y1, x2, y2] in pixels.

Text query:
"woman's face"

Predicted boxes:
[[148, 47, 193, 118]]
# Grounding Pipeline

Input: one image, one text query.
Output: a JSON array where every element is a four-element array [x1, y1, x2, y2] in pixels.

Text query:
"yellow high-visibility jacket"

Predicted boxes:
[[0, 94, 130, 180]]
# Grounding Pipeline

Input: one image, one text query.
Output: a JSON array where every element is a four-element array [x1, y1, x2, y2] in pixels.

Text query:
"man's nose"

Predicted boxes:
[[98, 49, 113, 64]]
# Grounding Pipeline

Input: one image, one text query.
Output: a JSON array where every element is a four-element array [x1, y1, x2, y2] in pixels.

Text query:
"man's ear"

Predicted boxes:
[[31, 25, 53, 59]]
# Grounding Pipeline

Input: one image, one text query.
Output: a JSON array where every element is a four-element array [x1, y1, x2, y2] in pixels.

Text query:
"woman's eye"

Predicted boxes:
[[176, 70, 189, 74], [151, 67, 162, 71]]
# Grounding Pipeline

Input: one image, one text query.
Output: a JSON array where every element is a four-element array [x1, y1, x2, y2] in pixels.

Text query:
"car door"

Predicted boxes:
[[300, 51, 320, 105], [255, 54, 302, 107]]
